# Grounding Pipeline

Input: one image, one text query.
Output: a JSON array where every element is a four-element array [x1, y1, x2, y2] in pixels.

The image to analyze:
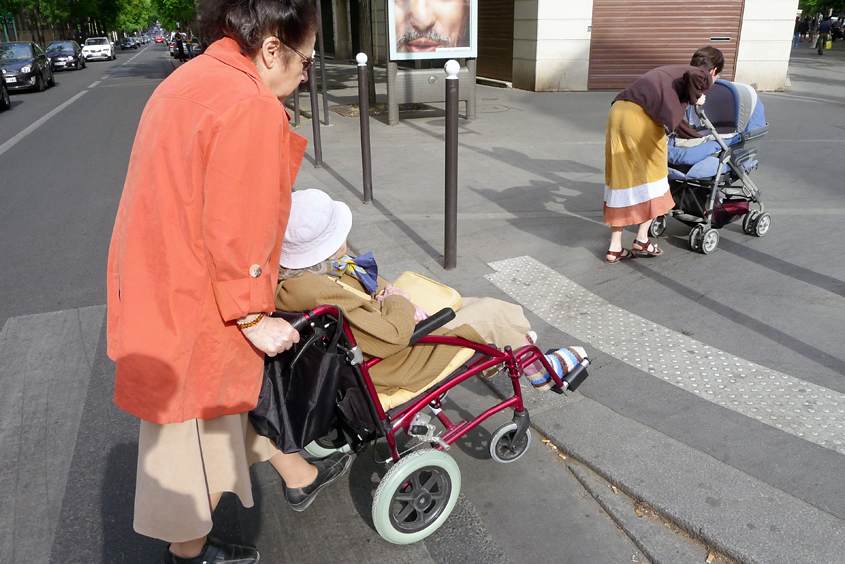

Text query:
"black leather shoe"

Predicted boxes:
[[284, 451, 352, 512], [164, 537, 259, 564]]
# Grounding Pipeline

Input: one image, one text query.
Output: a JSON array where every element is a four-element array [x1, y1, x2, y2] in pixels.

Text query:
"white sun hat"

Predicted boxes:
[[279, 189, 352, 269]]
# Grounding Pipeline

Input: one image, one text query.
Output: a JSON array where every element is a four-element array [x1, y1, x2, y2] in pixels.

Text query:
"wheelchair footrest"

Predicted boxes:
[[551, 359, 590, 394]]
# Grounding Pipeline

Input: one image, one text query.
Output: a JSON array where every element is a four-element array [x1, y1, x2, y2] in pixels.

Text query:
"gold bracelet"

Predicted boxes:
[[237, 312, 265, 329]]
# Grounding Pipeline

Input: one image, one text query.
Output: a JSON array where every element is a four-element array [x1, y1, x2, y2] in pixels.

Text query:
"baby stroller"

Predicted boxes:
[[251, 306, 590, 545], [651, 80, 770, 254]]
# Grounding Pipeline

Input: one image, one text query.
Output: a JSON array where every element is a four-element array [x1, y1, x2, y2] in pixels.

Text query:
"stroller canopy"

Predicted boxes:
[[688, 79, 767, 134]]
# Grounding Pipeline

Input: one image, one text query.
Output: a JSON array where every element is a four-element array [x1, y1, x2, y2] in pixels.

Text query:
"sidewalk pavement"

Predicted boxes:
[[281, 48, 845, 564]]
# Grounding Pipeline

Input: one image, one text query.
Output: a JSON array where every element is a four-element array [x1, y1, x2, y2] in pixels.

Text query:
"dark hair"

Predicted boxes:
[[200, 0, 317, 58], [690, 46, 724, 75]]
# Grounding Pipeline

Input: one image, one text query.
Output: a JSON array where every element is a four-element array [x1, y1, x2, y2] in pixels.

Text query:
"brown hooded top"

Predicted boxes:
[[613, 65, 712, 137]]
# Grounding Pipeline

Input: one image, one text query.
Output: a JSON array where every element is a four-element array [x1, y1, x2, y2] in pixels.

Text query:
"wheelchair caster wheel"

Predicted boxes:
[[753, 212, 771, 237], [304, 427, 352, 457], [649, 215, 667, 238], [490, 421, 532, 463], [742, 210, 759, 235], [372, 448, 461, 544], [700, 228, 719, 254]]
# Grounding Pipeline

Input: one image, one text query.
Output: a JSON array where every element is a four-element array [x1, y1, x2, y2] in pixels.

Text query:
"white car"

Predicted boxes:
[[82, 37, 115, 61]]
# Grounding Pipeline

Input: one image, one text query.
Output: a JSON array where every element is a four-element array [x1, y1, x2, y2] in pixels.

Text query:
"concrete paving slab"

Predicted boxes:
[[533, 397, 845, 564]]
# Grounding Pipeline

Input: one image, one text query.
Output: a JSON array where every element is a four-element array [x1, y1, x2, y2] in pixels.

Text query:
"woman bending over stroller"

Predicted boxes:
[[275, 189, 586, 393]]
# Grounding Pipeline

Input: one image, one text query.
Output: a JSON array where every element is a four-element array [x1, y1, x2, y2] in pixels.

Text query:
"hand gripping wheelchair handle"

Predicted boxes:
[[408, 308, 456, 345]]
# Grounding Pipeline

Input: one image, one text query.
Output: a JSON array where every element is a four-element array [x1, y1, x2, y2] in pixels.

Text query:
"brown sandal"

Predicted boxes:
[[632, 239, 663, 257], [605, 248, 635, 264]]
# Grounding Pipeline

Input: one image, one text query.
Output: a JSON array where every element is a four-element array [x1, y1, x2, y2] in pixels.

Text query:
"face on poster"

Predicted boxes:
[[388, 0, 477, 60]]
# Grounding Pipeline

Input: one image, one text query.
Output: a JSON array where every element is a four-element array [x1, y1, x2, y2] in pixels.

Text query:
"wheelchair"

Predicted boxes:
[[265, 305, 590, 544]]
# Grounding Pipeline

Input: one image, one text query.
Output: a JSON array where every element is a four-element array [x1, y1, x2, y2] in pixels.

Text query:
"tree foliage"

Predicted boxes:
[[799, 0, 845, 15], [150, 0, 192, 30]]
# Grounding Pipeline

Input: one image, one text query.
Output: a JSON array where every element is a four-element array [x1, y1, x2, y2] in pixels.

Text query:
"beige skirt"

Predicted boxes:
[[134, 413, 280, 543], [445, 296, 531, 350]]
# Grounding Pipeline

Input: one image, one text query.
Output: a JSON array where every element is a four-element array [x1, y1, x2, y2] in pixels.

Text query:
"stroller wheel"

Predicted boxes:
[[490, 421, 532, 463], [701, 228, 720, 254], [742, 210, 759, 235], [372, 448, 461, 544], [649, 215, 667, 238], [754, 213, 772, 237], [688, 225, 704, 252]]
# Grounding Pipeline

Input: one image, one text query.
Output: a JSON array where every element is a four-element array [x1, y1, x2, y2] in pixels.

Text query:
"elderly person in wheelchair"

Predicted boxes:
[[274, 189, 586, 397]]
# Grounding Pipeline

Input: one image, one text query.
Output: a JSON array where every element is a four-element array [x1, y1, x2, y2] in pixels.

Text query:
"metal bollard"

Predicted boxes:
[[357, 53, 373, 204], [444, 60, 460, 270], [308, 49, 323, 168], [315, 0, 329, 125]]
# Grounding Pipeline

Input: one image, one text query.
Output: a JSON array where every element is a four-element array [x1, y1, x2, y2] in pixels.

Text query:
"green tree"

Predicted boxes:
[[151, 0, 192, 31]]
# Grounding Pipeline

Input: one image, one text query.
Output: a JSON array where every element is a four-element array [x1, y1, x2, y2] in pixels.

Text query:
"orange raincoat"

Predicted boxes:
[[107, 38, 307, 424]]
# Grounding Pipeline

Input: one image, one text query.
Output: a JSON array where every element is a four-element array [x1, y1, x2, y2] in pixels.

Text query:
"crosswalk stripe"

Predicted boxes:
[[486, 256, 845, 455]]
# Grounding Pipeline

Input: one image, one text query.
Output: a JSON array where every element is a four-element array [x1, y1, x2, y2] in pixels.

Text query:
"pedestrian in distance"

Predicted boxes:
[[794, 16, 801, 48], [185, 30, 194, 58], [107, 1, 347, 563], [818, 16, 832, 55], [800, 17, 810, 42], [603, 46, 723, 263]]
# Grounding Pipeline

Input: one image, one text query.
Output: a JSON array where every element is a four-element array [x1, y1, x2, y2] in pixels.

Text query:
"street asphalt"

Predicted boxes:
[[1, 38, 844, 564]]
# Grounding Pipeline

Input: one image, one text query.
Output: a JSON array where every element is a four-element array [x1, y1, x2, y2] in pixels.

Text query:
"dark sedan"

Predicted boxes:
[[46, 40, 86, 71], [0, 42, 55, 92]]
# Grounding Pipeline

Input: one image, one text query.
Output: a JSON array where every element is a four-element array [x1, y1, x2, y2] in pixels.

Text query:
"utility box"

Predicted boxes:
[[386, 60, 477, 126]]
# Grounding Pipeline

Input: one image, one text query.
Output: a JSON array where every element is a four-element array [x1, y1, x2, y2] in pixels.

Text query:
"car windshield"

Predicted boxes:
[[47, 42, 74, 53], [85, 38, 108, 46], [0, 44, 33, 60]]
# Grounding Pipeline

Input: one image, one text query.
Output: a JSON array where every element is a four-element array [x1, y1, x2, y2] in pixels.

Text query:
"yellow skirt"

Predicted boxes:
[[604, 100, 675, 227]]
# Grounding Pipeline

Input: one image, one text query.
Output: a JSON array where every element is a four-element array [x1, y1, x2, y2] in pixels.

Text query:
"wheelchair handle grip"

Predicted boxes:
[[269, 310, 315, 333]]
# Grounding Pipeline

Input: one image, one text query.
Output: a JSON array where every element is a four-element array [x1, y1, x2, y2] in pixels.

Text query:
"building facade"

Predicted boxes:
[[324, 0, 797, 91]]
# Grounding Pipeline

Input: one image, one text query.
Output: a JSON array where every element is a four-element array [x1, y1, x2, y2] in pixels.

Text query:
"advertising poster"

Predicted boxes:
[[388, 0, 478, 61]]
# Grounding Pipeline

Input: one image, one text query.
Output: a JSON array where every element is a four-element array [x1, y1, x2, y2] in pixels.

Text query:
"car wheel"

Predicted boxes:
[[35, 73, 45, 92], [47, 68, 55, 87], [0, 84, 10, 111]]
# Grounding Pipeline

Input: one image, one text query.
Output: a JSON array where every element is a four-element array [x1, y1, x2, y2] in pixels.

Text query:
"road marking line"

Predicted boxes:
[[0, 91, 88, 158], [486, 256, 845, 455], [88, 81, 101, 88]]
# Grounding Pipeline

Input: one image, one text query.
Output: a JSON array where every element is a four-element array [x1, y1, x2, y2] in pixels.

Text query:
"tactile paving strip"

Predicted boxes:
[[487, 256, 845, 455]]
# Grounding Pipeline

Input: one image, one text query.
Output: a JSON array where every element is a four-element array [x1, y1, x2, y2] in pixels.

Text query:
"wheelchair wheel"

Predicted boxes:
[[372, 448, 461, 545], [304, 427, 352, 457], [490, 421, 532, 463]]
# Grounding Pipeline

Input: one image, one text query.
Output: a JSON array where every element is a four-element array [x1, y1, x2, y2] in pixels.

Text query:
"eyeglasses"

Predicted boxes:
[[281, 40, 314, 73]]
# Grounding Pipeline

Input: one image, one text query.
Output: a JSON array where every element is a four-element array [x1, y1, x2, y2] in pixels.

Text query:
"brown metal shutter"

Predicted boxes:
[[477, 0, 515, 82], [588, 0, 744, 90]]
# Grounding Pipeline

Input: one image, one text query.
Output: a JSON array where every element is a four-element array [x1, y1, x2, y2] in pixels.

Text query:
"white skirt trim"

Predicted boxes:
[[604, 177, 669, 208]]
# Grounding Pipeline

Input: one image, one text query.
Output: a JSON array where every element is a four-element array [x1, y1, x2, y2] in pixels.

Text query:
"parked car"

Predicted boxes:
[[45, 40, 85, 71], [82, 37, 116, 61], [119, 37, 135, 50], [1, 75, 10, 111], [0, 42, 55, 92]]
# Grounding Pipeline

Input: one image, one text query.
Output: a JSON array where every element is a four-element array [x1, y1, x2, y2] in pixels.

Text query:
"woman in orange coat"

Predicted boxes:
[[107, 1, 349, 562]]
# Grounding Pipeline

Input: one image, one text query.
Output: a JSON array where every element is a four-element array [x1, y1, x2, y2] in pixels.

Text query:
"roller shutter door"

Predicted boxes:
[[477, 0, 515, 82], [588, 0, 744, 90]]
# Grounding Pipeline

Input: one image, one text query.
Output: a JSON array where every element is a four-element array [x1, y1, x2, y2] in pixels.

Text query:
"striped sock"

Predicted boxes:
[[525, 347, 587, 390]]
